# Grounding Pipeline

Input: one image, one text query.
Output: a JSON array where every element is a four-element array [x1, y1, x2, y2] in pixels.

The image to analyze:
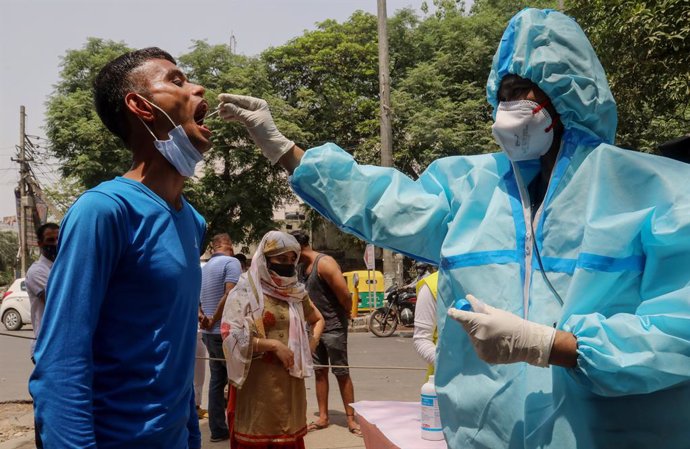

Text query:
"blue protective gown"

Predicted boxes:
[[290, 8, 690, 449]]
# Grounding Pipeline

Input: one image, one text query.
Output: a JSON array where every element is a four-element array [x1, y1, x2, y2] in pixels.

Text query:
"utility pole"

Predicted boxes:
[[377, 0, 393, 169], [229, 31, 237, 54], [16, 106, 30, 276], [376, 0, 399, 287]]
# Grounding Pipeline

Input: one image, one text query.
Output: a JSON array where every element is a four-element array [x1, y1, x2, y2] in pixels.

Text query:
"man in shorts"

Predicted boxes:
[[291, 231, 361, 436]]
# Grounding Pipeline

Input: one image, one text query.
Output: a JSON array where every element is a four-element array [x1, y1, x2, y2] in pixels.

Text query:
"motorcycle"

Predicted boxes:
[[368, 284, 417, 337]]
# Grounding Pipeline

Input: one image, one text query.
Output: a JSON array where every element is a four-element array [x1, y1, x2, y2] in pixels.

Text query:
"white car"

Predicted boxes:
[[1, 278, 31, 331]]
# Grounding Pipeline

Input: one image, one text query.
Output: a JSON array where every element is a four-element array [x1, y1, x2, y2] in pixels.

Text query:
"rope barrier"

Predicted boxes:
[[196, 355, 426, 371], [0, 332, 427, 371], [0, 332, 39, 341]]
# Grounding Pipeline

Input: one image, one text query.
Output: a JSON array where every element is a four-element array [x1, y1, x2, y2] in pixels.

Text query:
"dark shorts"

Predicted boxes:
[[313, 330, 349, 376]]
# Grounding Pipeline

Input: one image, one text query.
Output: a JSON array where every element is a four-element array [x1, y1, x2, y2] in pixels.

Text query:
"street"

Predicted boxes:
[[0, 328, 426, 448], [0, 328, 34, 402]]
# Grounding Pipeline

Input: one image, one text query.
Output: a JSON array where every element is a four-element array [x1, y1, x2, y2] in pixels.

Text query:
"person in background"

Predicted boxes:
[[413, 262, 433, 284], [234, 253, 248, 272], [413, 271, 438, 380], [199, 233, 241, 443], [30, 47, 209, 448], [25, 221, 59, 449], [221, 230, 324, 449], [290, 230, 361, 436], [217, 8, 690, 448], [26, 222, 59, 360]]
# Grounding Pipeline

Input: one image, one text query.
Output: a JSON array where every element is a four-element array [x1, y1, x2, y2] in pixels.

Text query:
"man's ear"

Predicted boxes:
[[125, 93, 155, 122]]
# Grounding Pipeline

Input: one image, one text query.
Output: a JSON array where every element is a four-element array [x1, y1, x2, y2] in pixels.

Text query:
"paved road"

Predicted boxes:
[[0, 328, 427, 448], [306, 329, 425, 416], [0, 328, 34, 402]]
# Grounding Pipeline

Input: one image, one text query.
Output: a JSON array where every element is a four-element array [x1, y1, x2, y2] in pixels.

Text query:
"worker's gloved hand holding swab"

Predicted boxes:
[[448, 294, 556, 367], [216, 93, 295, 164]]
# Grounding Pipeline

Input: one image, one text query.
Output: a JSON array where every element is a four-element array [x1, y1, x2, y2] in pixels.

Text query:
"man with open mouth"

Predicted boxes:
[[30, 47, 211, 449]]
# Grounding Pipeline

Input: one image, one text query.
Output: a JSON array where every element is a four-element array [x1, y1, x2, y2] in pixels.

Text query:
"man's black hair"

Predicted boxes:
[[290, 230, 310, 247], [234, 254, 247, 264], [93, 47, 176, 144], [36, 223, 59, 243]]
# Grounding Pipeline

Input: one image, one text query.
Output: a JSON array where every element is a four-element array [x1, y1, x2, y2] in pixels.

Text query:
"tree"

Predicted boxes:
[[390, 7, 500, 175], [567, 0, 690, 151], [45, 38, 134, 188], [0, 231, 19, 286], [263, 11, 381, 163], [43, 175, 84, 219]]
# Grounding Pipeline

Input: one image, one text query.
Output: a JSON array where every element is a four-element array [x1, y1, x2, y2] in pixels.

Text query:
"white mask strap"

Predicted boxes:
[[137, 116, 159, 140], [135, 94, 177, 139]]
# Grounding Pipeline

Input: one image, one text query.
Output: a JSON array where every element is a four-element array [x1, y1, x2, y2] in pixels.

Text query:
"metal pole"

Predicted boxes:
[[377, 0, 396, 288], [18, 106, 28, 276], [377, 0, 393, 168]]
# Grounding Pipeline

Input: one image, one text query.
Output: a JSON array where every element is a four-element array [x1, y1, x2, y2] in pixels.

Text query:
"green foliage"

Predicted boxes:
[[391, 6, 509, 175], [263, 11, 381, 162], [45, 38, 133, 188], [471, 0, 560, 18], [43, 175, 84, 219], [568, 0, 690, 151], [421, 0, 465, 18], [0, 231, 19, 286]]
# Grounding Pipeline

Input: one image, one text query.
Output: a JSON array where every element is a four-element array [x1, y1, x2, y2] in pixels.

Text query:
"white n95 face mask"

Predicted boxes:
[[491, 100, 554, 161], [136, 95, 203, 177]]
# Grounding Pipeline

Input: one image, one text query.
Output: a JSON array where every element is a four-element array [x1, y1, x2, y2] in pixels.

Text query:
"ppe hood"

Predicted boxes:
[[486, 8, 617, 145]]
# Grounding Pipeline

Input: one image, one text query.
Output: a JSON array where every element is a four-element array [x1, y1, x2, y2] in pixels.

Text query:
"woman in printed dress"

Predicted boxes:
[[222, 230, 325, 449]]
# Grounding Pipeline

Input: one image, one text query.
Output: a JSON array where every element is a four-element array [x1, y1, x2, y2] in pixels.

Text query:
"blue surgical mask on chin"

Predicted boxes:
[[136, 94, 203, 177]]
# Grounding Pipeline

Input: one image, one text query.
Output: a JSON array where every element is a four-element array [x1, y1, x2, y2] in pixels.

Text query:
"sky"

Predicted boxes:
[[0, 0, 437, 218]]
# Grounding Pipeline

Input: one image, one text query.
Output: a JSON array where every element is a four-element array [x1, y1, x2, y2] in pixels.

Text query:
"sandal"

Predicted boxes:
[[348, 426, 363, 437], [307, 421, 329, 432], [345, 414, 362, 437]]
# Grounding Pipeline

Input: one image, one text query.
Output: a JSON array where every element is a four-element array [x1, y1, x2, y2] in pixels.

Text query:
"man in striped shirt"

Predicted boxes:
[[199, 233, 241, 443]]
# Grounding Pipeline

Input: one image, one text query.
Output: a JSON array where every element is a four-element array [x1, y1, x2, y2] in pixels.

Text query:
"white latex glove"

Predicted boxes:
[[447, 294, 556, 367], [217, 94, 295, 165]]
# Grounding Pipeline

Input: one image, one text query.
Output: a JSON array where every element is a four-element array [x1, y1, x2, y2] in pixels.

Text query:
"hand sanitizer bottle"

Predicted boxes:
[[421, 375, 443, 440]]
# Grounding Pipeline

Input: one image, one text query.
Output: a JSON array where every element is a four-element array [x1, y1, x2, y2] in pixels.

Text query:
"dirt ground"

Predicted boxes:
[[0, 402, 33, 443]]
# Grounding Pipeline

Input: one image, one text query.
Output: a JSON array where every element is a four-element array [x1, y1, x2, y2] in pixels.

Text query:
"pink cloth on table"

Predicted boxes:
[[351, 401, 448, 449]]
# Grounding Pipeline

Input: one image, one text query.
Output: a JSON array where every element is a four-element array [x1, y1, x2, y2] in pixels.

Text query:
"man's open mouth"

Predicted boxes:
[[194, 101, 209, 125]]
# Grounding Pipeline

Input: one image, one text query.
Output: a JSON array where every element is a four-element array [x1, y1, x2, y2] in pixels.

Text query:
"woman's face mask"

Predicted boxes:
[[267, 262, 296, 278], [41, 245, 58, 261], [136, 94, 203, 177], [491, 100, 554, 161]]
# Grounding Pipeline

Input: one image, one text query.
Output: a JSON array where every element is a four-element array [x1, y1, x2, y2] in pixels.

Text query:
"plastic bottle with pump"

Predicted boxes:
[[421, 375, 443, 440]]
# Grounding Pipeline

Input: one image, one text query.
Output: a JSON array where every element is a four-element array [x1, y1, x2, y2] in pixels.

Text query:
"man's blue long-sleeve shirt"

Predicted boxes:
[[30, 177, 205, 449]]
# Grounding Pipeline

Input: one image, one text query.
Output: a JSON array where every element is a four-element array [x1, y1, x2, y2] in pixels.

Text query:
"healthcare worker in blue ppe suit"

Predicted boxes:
[[217, 8, 690, 448]]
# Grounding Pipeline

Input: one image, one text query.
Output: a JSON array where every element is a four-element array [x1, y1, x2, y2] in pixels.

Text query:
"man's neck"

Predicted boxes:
[[38, 254, 54, 265], [124, 150, 186, 210], [301, 248, 319, 269], [211, 250, 232, 257]]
